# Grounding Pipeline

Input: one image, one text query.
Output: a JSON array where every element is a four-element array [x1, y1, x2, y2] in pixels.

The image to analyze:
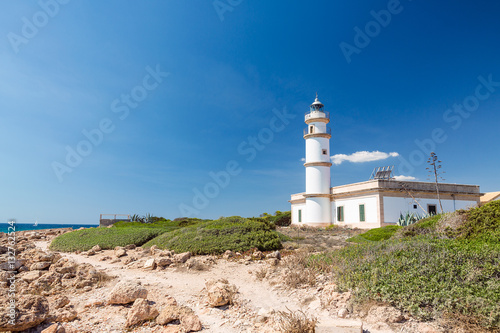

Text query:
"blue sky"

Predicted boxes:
[[1, 0, 499, 224]]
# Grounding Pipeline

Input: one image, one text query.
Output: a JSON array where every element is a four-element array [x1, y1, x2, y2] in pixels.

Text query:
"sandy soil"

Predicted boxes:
[[32, 240, 367, 333]]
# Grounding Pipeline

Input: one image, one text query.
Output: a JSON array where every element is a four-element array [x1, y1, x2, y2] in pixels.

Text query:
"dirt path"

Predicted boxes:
[[34, 241, 365, 333]]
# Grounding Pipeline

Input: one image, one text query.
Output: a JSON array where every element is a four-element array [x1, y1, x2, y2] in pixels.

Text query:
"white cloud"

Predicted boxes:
[[331, 151, 399, 165], [393, 175, 417, 181]]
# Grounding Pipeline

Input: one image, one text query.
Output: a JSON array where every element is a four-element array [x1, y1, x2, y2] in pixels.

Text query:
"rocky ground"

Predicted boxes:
[[0, 228, 443, 333]]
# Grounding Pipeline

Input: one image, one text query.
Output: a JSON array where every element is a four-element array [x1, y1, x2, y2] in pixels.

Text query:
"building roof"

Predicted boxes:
[[290, 179, 482, 204], [480, 191, 500, 204]]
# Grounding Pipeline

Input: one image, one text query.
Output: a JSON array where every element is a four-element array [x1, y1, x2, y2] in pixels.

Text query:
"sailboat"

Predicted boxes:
[[34, 220, 38, 227]]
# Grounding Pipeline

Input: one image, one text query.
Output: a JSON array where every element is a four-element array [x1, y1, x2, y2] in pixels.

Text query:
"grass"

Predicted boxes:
[[347, 225, 401, 243], [49, 227, 166, 252], [143, 216, 283, 255], [276, 308, 317, 333], [310, 202, 500, 331]]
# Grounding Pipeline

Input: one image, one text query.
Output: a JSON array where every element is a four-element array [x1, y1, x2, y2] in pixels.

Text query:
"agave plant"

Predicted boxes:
[[398, 212, 428, 227]]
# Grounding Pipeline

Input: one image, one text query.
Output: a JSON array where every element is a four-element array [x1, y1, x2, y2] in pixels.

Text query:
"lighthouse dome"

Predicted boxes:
[[310, 93, 324, 110]]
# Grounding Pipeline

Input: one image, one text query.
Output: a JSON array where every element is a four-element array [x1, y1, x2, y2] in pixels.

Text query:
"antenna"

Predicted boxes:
[[370, 166, 394, 180]]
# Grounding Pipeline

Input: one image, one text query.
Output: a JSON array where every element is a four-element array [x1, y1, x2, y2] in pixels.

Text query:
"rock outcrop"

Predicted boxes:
[[108, 280, 148, 305], [126, 298, 159, 327]]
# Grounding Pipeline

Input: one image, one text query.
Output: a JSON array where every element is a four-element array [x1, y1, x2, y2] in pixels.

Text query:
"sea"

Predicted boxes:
[[0, 223, 99, 234]]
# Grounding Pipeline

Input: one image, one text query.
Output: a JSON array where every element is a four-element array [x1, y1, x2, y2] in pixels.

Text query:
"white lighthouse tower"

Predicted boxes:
[[303, 94, 332, 226]]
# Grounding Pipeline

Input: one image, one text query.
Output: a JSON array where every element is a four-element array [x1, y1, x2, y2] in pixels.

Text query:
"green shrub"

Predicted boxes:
[[113, 218, 205, 232], [347, 225, 401, 243], [394, 214, 441, 238], [49, 227, 165, 252], [311, 238, 500, 329], [144, 217, 282, 254], [269, 211, 292, 227], [460, 201, 500, 243]]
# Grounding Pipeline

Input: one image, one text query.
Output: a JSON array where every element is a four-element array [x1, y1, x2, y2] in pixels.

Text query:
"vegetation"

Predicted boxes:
[[347, 225, 401, 243], [257, 211, 291, 227], [397, 212, 428, 226], [276, 308, 317, 333], [49, 227, 165, 252], [143, 216, 283, 254], [311, 201, 500, 330], [114, 217, 205, 232]]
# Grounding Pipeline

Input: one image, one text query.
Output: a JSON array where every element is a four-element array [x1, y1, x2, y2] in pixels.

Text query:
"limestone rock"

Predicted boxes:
[[252, 250, 265, 260], [157, 305, 202, 332], [156, 258, 172, 267], [86, 249, 96, 256], [126, 298, 159, 327], [223, 250, 234, 259], [20, 270, 42, 282], [91, 244, 102, 252], [205, 279, 238, 307], [0, 294, 49, 331], [114, 247, 127, 258], [150, 245, 159, 255], [338, 308, 349, 318], [50, 258, 77, 274], [265, 250, 281, 260], [173, 252, 191, 263], [0, 259, 26, 271], [125, 244, 136, 250], [143, 258, 156, 270], [52, 295, 70, 309], [108, 280, 147, 304], [49, 307, 78, 322], [41, 323, 66, 333], [30, 261, 51, 270]]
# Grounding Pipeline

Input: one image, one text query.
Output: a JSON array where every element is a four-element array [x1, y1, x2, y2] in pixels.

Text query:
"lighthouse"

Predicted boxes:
[[303, 94, 332, 226]]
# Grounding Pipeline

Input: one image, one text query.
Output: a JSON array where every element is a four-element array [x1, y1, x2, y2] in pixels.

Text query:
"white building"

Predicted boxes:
[[290, 96, 482, 229]]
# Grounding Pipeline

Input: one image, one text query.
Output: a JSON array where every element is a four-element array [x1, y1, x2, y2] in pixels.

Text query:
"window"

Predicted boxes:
[[309, 125, 314, 134], [337, 206, 344, 222], [428, 204, 437, 215], [322, 149, 327, 155], [298, 209, 302, 223], [413, 204, 417, 209], [359, 204, 365, 222]]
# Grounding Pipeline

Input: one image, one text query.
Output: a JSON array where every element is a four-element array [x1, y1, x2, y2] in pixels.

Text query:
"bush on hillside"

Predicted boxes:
[[347, 225, 401, 243], [460, 200, 500, 242], [113, 218, 205, 231], [143, 216, 282, 254], [311, 202, 500, 331], [49, 227, 165, 252], [310, 239, 500, 329]]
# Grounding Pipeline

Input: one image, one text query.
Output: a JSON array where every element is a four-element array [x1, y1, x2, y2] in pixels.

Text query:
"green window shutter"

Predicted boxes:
[[359, 204, 365, 222], [337, 206, 344, 222], [298, 209, 302, 222]]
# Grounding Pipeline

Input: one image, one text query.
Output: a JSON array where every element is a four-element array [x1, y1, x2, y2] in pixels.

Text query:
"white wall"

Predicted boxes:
[[306, 166, 331, 193], [305, 137, 330, 163], [332, 195, 379, 225], [291, 203, 306, 224], [383, 196, 478, 223], [306, 197, 331, 223]]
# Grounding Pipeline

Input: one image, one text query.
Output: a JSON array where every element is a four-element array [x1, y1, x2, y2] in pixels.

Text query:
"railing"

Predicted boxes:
[[305, 110, 330, 121], [99, 214, 131, 227], [304, 127, 331, 136]]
